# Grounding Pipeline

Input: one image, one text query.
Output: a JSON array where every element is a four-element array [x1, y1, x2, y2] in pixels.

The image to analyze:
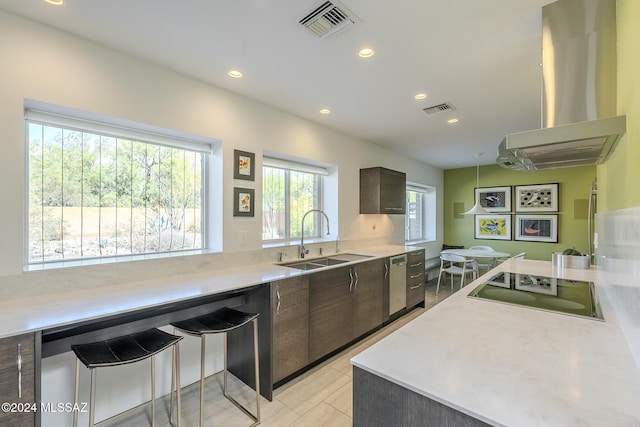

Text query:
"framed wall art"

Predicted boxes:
[[475, 186, 511, 212], [474, 214, 512, 241], [234, 149, 255, 181], [515, 214, 558, 242], [515, 183, 558, 212], [233, 187, 254, 217]]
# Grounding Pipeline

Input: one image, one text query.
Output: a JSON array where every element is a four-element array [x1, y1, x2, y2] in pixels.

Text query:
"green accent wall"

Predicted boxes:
[[596, 0, 640, 212], [443, 165, 596, 261], [444, 0, 640, 260]]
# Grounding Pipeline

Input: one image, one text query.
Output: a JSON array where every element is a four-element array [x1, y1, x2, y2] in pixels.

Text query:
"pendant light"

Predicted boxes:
[[463, 153, 490, 215]]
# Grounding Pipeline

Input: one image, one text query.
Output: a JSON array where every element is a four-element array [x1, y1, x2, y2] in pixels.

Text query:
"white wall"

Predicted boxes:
[[0, 9, 443, 425], [0, 9, 443, 279], [595, 207, 640, 370]]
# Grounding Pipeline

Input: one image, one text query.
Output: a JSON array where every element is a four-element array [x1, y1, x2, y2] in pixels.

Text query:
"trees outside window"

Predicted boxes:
[[27, 119, 206, 264]]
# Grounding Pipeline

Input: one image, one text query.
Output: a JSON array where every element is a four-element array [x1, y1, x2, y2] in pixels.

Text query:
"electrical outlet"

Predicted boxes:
[[239, 230, 247, 245]]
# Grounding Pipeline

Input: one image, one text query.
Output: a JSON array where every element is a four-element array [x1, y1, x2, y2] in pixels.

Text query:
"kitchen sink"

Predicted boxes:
[[279, 253, 373, 271]]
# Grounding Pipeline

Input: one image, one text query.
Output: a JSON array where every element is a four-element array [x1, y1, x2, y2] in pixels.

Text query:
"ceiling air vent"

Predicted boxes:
[[423, 102, 456, 116], [299, 0, 360, 38]]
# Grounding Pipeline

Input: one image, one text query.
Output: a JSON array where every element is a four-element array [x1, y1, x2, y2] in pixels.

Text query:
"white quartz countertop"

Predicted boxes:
[[0, 245, 416, 340], [351, 259, 640, 426]]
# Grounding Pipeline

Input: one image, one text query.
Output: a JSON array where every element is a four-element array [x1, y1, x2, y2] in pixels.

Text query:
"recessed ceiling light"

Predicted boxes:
[[414, 93, 427, 100], [228, 70, 243, 78], [358, 48, 375, 58], [44, 0, 64, 4], [320, 109, 331, 115], [447, 118, 459, 124]]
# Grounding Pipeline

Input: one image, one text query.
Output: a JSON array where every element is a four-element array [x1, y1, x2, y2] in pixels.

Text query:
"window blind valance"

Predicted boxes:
[[25, 108, 214, 154]]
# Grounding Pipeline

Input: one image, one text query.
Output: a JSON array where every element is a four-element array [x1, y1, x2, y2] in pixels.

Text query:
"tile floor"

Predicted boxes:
[[104, 277, 456, 427]]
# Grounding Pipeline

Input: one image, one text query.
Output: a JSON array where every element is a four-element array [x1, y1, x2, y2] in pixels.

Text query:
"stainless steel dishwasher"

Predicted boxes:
[[389, 254, 407, 315]]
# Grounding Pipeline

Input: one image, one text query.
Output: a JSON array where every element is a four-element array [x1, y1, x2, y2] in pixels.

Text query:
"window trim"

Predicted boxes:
[[24, 100, 220, 269], [405, 183, 436, 244], [262, 155, 328, 244]]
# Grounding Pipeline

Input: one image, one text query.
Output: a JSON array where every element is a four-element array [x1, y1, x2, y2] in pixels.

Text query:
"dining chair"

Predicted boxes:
[[436, 253, 474, 295], [469, 245, 497, 273], [493, 252, 526, 268]]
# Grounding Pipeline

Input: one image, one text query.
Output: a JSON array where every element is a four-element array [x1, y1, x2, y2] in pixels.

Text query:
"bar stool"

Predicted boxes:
[[71, 328, 183, 427], [170, 307, 260, 426]]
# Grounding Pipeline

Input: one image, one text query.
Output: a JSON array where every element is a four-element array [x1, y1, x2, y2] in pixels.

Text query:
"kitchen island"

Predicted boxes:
[[351, 258, 640, 426]]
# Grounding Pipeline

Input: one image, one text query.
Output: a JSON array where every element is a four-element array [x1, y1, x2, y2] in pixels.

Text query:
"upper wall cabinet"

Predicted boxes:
[[360, 167, 406, 214]]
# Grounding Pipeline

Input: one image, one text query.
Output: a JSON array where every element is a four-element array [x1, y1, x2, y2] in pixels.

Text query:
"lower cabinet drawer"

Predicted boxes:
[[406, 277, 425, 308]]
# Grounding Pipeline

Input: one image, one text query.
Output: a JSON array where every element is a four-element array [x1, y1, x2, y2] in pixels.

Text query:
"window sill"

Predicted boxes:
[[405, 238, 436, 245], [24, 249, 213, 272]]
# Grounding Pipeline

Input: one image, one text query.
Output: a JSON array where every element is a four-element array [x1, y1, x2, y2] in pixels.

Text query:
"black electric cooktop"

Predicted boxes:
[[467, 272, 604, 321]]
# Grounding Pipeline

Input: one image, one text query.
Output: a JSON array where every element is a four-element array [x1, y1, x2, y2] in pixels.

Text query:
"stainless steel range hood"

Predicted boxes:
[[497, 0, 626, 171]]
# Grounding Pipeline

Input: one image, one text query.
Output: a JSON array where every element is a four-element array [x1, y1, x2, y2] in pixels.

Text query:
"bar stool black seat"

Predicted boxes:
[[170, 307, 260, 426], [72, 328, 183, 427]]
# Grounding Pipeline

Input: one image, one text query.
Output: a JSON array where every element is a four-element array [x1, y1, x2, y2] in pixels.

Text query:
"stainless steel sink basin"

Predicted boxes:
[[279, 253, 373, 271]]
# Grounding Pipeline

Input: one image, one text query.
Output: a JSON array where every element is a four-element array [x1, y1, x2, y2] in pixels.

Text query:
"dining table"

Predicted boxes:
[[441, 248, 512, 276], [440, 248, 511, 260]]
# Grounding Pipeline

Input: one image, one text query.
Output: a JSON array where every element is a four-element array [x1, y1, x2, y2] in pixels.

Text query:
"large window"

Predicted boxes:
[[406, 184, 436, 243], [262, 157, 325, 243], [26, 107, 211, 265]]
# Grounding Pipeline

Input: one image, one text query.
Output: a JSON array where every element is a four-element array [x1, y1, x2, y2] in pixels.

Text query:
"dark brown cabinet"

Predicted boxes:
[[406, 250, 426, 308], [271, 277, 310, 383], [360, 167, 406, 214], [0, 333, 36, 427], [309, 260, 385, 362], [352, 259, 385, 338], [309, 266, 353, 362]]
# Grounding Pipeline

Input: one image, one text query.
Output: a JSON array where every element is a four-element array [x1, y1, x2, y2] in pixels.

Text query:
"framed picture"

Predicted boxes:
[[475, 214, 512, 240], [515, 183, 558, 212], [233, 187, 254, 217], [234, 149, 255, 181], [515, 214, 558, 242], [475, 186, 511, 212]]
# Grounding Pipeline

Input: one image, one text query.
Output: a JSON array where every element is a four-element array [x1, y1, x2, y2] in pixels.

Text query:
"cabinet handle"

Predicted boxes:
[[17, 343, 22, 399], [384, 262, 389, 279], [410, 283, 424, 290], [349, 269, 354, 292], [353, 267, 359, 290], [409, 262, 423, 268], [276, 285, 281, 315], [384, 207, 404, 211], [410, 273, 423, 279]]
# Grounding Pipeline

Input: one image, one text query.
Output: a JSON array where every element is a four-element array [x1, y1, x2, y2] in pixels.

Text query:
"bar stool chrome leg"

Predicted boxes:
[[90, 369, 96, 427], [170, 307, 260, 426], [73, 359, 80, 427], [169, 341, 183, 427], [200, 334, 206, 427], [151, 355, 155, 427], [221, 317, 260, 426]]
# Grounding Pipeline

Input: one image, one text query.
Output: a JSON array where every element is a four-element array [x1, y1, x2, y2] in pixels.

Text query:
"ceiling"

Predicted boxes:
[[0, 0, 554, 169]]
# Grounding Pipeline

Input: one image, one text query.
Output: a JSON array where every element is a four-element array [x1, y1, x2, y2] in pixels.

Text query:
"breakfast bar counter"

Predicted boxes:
[[0, 245, 415, 341], [0, 244, 418, 426], [351, 258, 640, 426]]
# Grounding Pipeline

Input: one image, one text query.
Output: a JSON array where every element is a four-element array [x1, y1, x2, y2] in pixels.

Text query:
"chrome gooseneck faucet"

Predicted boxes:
[[300, 209, 330, 258]]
